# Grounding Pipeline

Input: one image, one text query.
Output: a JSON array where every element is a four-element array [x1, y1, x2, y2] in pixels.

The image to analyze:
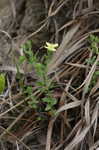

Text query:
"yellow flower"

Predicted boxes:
[[44, 42, 58, 51]]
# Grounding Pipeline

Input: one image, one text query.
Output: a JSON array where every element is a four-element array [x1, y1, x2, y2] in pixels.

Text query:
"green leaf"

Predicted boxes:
[[89, 35, 95, 42], [50, 98, 57, 105], [0, 74, 6, 94], [45, 105, 52, 111], [42, 97, 57, 106], [25, 86, 33, 95], [19, 56, 26, 65], [42, 97, 51, 103], [34, 63, 46, 78], [36, 81, 45, 87], [28, 101, 37, 109], [95, 71, 99, 76], [28, 96, 38, 109], [86, 56, 97, 65], [21, 40, 32, 52]]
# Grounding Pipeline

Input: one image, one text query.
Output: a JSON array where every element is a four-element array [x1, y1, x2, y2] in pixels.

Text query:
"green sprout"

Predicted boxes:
[[0, 74, 6, 94], [85, 34, 99, 93], [18, 41, 58, 113]]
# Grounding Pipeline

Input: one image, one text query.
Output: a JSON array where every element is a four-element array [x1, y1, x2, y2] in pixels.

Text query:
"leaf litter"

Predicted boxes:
[[0, 0, 99, 150]]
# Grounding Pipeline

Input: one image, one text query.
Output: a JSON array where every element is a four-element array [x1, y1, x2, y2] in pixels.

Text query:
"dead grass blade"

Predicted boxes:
[[48, 0, 69, 17], [65, 91, 80, 102], [76, 53, 99, 91], [0, 107, 29, 139], [91, 102, 99, 137], [16, 141, 20, 150], [65, 125, 90, 150], [56, 101, 81, 114], [88, 0, 94, 8], [48, 23, 81, 74], [64, 101, 99, 150], [90, 140, 99, 150], [0, 126, 31, 150], [90, 80, 99, 96], [9, 0, 16, 19], [25, 21, 47, 42], [46, 118, 57, 150], [83, 54, 99, 95], [85, 99, 90, 125], [0, 65, 24, 74], [0, 90, 39, 118]]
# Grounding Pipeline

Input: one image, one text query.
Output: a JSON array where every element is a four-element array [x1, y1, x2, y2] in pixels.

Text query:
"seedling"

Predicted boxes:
[[85, 34, 99, 92], [0, 73, 6, 94], [18, 41, 58, 113]]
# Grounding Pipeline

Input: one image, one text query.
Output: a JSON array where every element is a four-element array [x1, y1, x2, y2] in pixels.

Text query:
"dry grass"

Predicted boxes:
[[0, 0, 99, 150]]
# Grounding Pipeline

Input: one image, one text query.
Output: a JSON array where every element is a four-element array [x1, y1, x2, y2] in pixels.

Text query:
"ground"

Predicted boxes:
[[0, 0, 99, 150]]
